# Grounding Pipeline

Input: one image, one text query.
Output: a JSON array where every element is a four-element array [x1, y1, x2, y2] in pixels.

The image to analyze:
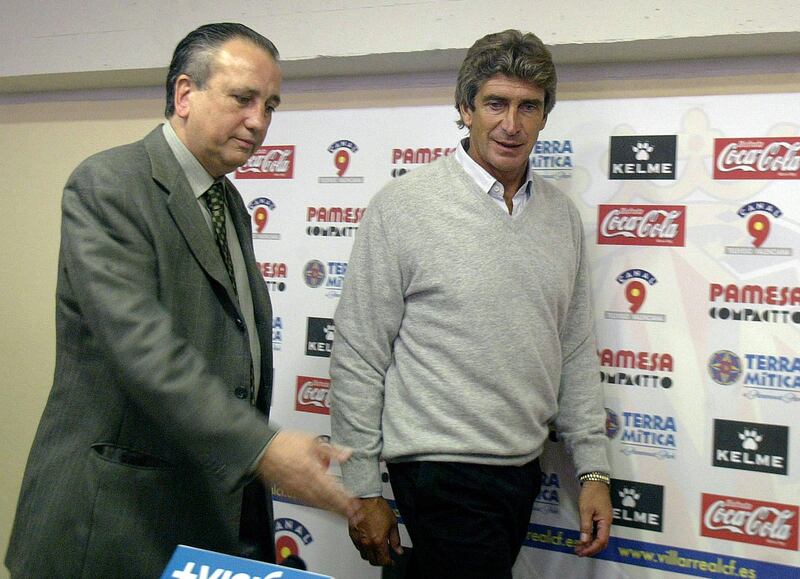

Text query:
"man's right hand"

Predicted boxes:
[[348, 497, 403, 566], [257, 430, 360, 523]]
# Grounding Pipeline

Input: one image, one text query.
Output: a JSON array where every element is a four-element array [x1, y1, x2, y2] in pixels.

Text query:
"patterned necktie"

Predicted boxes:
[[204, 182, 238, 294]]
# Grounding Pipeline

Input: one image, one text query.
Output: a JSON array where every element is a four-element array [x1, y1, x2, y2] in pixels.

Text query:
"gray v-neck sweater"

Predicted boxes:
[[330, 155, 609, 496]]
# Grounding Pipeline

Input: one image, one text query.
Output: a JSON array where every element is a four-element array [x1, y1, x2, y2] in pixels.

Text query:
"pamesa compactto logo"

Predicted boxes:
[[258, 262, 287, 292], [305, 206, 365, 238], [708, 283, 800, 326], [390, 146, 455, 178], [599, 348, 674, 390]]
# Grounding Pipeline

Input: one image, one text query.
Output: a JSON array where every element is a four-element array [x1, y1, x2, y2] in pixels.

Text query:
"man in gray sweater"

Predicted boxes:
[[330, 29, 611, 578]]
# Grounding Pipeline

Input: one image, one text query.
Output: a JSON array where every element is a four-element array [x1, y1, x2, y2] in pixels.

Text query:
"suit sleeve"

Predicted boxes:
[[60, 155, 276, 492]]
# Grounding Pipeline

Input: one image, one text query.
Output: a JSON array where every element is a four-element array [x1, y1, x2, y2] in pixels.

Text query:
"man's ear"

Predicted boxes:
[[540, 113, 548, 130], [173, 74, 194, 119], [459, 104, 473, 130]]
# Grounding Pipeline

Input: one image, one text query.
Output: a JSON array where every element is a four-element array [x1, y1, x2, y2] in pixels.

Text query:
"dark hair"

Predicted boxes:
[[165, 23, 279, 117], [455, 29, 556, 128]]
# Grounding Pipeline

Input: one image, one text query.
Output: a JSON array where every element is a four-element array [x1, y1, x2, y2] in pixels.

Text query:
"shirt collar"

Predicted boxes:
[[162, 122, 217, 199], [454, 137, 534, 200]]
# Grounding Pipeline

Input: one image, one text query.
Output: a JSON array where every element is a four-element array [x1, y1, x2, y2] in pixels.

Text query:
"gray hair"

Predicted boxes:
[[455, 29, 556, 128]]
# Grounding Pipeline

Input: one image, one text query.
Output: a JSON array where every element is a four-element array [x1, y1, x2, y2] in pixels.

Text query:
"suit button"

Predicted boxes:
[[235, 318, 245, 330], [235, 387, 247, 399]]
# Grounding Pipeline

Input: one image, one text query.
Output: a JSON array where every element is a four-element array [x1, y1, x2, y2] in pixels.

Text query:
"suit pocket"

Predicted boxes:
[[81, 444, 184, 578], [91, 442, 173, 469]]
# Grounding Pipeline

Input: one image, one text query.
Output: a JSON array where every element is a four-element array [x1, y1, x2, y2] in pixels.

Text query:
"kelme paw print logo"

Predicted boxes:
[[620, 488, 640, 508], [633, 142, 654, 161], [739, 429, 763, 451]]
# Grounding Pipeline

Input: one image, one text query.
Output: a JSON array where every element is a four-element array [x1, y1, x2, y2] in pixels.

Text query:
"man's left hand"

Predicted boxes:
[[574, 480, 612, 557]]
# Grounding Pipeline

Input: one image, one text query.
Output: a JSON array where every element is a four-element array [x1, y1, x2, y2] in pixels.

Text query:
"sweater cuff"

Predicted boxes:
[[340, 456, 383, 497], [570, 436, 611, 477]]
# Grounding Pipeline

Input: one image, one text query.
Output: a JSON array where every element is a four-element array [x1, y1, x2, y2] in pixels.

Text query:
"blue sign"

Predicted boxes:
[[161, 545, 333, 579]]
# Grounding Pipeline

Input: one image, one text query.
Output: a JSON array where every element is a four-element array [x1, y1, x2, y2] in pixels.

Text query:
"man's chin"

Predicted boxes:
[[491, 145, 528, 160], [223, 151, 254, 172], [491, 155, 528, 172]]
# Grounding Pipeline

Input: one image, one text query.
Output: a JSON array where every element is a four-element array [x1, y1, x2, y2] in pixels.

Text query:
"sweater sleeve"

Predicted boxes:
[[553, 205, 611, 477], [330, 194, 406, 496]]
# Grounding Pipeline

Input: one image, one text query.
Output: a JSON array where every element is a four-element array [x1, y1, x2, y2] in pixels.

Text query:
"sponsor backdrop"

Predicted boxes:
[[229, 94, 799, 578]]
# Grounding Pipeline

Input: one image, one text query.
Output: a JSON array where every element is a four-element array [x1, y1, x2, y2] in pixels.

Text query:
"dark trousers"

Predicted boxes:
[[239, 479, 275, 563], [387, 458, 542, 579]]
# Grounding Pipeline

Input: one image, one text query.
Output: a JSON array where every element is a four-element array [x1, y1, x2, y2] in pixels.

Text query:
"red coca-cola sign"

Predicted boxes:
[[295, 376, 330, 415], [597, 204, 686, 246], [701, 493, 798, 550], [714, 138, 800, 180], [236, 146, 295, 179]]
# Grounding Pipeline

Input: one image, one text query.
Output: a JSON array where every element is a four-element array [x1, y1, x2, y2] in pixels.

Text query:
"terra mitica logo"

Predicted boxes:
[[303, 260, 326, 289], [708, 350, 742, 386]]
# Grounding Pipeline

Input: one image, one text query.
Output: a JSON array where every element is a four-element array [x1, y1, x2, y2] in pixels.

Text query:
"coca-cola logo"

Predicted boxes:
[[701, 493, 798, 550], [714, 138, 800, 180], [295, 376, 330, 415], [236, 146, 295, 179], [597, 205, 686, 246]]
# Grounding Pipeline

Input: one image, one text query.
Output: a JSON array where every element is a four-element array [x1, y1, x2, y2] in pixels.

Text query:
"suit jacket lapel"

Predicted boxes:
[[224, 179, 260, 299], [225, 178, 274, 412], [224, 179, 273, 333], [144, 128, 240, 306]]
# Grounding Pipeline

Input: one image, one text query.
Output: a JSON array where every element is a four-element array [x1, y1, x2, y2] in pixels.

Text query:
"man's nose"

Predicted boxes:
[[500, 109, 519, 134], [245, 106, 270, 133]]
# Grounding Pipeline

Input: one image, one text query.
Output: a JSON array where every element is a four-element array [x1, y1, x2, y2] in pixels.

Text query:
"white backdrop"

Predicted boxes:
[[230, 93, 800, 579]]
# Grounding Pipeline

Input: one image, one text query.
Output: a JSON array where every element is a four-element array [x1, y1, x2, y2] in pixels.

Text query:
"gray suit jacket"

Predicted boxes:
[[6, 127, 277, 577]]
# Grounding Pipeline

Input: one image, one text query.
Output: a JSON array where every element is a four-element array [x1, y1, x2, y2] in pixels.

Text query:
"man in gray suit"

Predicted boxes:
[[6, 23, 356, 578]]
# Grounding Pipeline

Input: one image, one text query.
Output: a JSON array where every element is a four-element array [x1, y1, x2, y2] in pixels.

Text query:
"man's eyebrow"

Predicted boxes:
[[231, 87, 281, 107], [521, 97, 544, 106]]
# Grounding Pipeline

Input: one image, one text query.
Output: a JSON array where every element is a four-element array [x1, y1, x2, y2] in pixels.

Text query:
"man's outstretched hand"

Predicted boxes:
[[258, 430, 361, 523]]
